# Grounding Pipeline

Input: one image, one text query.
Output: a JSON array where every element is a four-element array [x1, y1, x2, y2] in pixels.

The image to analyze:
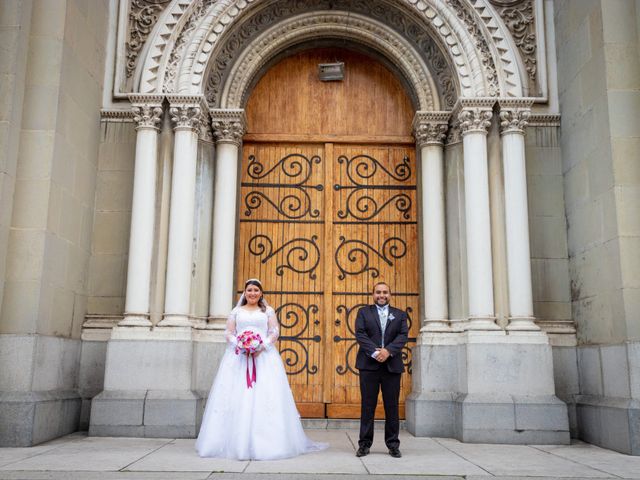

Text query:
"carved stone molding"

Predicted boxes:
[[498, 98, 533, 134], [129, 94, 164, 130], [490, 0, 537, 87], [139, 0, 528, 101], [412, 111, 451, 147], [446, 120, 463, 145], [210, 109, 246, 146], [527, 114, 560, 127], [133, 0, 531, 105], [163, 0, 218, 93], [100, 109, 135, 122], [217, 11, 439, 110], [126, 0, 172, 79], [198, 109, 214, 143], [457, 99, 495, 135], [167, 95, 206, 131], [446, 0, 499, 97]]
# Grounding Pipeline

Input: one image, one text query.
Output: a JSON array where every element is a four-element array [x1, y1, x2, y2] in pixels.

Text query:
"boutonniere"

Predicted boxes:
[[388, 313, 395, 321]]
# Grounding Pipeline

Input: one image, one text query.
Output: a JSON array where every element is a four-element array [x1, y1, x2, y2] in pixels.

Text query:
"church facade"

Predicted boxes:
[[1, 0, 638, 455]]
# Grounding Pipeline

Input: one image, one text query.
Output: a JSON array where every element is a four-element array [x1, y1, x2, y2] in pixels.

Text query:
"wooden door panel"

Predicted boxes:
[[237, 142, 419, 419]]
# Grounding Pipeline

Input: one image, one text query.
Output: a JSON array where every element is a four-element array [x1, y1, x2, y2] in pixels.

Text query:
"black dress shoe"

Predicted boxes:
[[388, 447, 402, 458], [355, 446, 370, 457]]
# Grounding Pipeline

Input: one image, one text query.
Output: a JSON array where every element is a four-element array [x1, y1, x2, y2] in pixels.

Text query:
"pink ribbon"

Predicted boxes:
[[245, 353, 257, 388]]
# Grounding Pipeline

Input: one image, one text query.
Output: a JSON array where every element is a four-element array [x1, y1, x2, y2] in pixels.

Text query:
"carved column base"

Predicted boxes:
[[506, 316, 540, 331], [157, 314, 192, 328], [118, 313, 152, 327], [465, 316, 501, 331], [420, 318, 451, 333]]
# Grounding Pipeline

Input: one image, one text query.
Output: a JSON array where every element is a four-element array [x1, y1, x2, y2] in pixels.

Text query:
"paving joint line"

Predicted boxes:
[[118, 437, 175, 472], [528, 444, 625, 479], [431, 438, 495, 477]]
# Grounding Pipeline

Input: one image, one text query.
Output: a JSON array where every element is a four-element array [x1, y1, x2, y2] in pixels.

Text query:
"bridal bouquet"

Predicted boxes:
[[235, 330, 263, 388], [234, 330, 263, 356]]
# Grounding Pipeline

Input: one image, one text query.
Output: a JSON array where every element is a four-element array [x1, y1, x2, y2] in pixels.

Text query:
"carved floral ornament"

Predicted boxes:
[[412, 111, 451, 147], [133, 0, 530, 103], [129, 94, 164, 130], [456, 99, 495, 135], [498, 98, 533, 134], [167, 95, 207, 131], [210, 109, 247, 146]]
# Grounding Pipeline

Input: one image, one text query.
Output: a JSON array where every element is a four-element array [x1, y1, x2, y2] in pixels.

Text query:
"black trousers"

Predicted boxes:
[[358, 368, 401, 449]]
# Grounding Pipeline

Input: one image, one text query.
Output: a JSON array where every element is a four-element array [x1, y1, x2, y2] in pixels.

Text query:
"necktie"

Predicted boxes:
[[379, 309, 387, 347]]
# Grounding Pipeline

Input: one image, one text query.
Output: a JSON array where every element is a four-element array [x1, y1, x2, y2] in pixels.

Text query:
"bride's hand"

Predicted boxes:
[[252, 349, 262, 357]]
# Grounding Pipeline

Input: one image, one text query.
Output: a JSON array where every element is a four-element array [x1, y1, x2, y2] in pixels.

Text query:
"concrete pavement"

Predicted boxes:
[[1, 429, 639, 479]]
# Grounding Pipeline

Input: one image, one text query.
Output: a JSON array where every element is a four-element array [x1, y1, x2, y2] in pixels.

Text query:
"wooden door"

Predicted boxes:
[[237, 47, 418, 418], [236, 142, 419, 418]]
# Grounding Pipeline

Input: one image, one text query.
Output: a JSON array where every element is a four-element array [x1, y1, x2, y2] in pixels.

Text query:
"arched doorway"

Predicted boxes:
[[236, 47, 420, 418]]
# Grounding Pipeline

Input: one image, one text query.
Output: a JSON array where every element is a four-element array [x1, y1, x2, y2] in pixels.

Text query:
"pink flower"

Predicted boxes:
[[235, 330, 263, 355]]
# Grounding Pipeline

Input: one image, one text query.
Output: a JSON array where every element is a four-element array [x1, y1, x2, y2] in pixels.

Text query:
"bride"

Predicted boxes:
[[196, 278, 328, 460]]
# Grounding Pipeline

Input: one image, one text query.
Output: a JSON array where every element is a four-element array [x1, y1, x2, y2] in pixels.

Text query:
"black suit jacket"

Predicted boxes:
[[355, 305, 409, 374]]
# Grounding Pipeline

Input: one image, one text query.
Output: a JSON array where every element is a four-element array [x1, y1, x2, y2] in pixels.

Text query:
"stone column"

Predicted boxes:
[[458, 101, 500, 330], [208, 110, 246, 324], [499, 99, 539, 331], [413, 111, 450, 333], [158, 96, 204, 327], [120, 95, 164, 327]]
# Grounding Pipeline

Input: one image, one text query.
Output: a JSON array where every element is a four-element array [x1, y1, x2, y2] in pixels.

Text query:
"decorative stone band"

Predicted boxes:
[[100, 109, 134, 122], [166, 94, 208, 132], [498, 98, 534, 135], [412, 111, 451, 147], [129, 94, 164, 131], [527, 114, 561, 127], [210, 109, 247, 146]]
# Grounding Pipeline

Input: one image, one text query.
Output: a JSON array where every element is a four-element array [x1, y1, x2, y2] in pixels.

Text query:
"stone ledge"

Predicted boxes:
[[0, 390, 81, 447], [576, 395, 640, 455]]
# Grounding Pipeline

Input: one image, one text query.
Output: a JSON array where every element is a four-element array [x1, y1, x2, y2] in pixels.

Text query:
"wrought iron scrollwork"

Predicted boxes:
[[335, 236, 407, 280], [242, 153, 323, 219], [334, 154, 415, 221], [247, 153, 321, 184], [276, 302, 321, 376], [337, 154, 411, 185], [337, 192, 412, 220], [244, 190, 320, 218], [334, 304, 416, 375], [334, 303, 366, 376], [248, 234, 320, 279]]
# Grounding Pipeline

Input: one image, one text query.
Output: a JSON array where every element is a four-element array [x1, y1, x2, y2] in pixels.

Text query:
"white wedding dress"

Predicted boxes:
[[196, 306, 328, 460]]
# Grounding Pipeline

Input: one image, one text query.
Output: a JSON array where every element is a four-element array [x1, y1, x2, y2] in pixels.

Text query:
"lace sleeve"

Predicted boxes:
[[225, 308, 238, 346], [263, 306, 279, 351]]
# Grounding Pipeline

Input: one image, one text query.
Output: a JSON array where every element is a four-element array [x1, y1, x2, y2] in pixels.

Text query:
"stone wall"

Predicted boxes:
[[0, 0, 109, 446], [555, 0, 640, 455]]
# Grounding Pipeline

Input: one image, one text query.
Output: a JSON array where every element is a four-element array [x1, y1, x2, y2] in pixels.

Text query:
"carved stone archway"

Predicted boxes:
[[135, 0, 528, 101]]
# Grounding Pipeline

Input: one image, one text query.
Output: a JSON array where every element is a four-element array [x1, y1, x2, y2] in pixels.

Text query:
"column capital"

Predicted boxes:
[[454, 98, 495, 136], [498, 98, 534, 135], [210, 109, 247, 146], [412, 111, 451, 147], [167, 95, 207, 132], [129, 94, 164, 131]]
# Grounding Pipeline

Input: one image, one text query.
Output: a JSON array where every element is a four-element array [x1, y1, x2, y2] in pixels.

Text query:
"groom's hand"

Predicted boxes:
[[375, 348, 390, 362]]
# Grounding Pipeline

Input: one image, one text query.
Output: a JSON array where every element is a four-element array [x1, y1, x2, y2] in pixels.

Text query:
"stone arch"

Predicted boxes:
[[218, 12, 440, 110], [136, 0, 527, 101]]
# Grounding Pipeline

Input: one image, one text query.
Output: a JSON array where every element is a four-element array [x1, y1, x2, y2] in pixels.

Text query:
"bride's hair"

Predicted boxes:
[[241, 278, 267, 312]]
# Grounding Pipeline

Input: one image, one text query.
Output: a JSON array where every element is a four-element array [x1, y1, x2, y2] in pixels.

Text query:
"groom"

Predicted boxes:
[[354, 282, 409, 458]]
